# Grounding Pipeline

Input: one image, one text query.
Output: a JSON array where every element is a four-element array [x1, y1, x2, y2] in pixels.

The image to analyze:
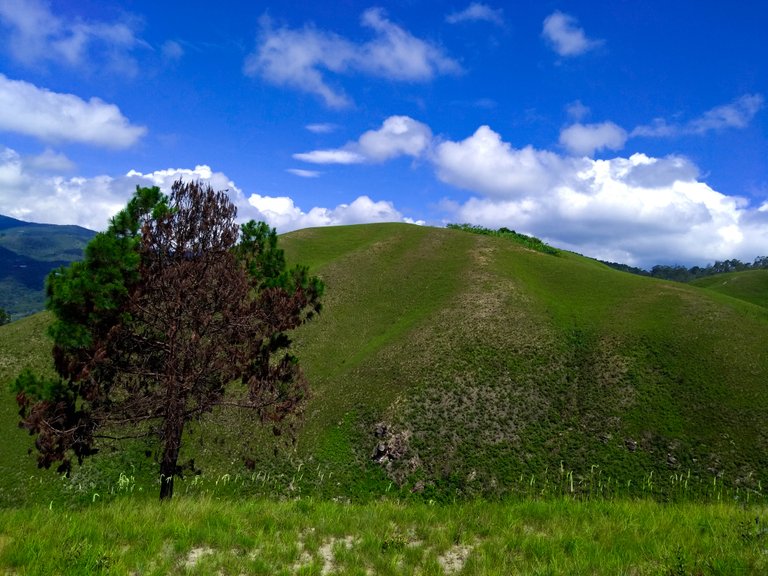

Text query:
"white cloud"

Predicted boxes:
[[0, 146, 128, 230], [559, 121, 628, 156], [25, 148, 76, 172], [542, 11, 602, 57], [161, 40, 184, 61], [124, 165, 245, 200], [293, 150, 366, 165], [306, 123, 337, 134], [247, 193, 412, 232], [244, 9, 460, 107], [290, 115, 768, 266], [566, 100, 590, 121], [434, 125, 564, 197], [295, 115, 432, 164], [0, 0, 145, 74], [629, 118, 676, 138], [433, 125, 767, 267], [357, 115, 433, 161], [0, 74, 146, 147], [446, 3, 504, 26], [0, 149, 418, 235], [689, 94, 764, 133], [632, 94, 765, 138], [286, 168, 321, 178], [0, 157, 248, 231]]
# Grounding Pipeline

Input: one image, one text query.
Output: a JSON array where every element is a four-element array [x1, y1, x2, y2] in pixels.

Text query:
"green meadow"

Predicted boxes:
[[2, 223, 768, 573]]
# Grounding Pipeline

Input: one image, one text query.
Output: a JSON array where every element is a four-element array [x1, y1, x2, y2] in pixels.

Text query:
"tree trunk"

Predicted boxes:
[[159, 408, 185, 500]]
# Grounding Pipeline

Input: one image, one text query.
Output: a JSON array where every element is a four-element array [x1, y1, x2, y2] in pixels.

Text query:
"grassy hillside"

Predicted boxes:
[[691, 269, 768, 309], [2, 223, 768, 504]]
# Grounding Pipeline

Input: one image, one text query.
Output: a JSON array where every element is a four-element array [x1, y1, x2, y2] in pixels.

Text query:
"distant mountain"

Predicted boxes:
[[0, 215, 95, 319]]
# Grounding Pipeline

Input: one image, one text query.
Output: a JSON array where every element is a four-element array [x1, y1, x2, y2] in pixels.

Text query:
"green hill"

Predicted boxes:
[[2, 223, 768, 504], [690, 269, 768, 309], [0, 215, 95, 319]]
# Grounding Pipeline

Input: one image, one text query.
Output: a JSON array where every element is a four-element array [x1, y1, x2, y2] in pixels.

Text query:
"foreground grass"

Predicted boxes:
[[1, 497, 766, 575]]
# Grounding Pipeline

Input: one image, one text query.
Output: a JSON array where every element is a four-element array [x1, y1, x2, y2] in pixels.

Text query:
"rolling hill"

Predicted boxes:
[[2, 223, 767, 504], [690, 269, 768, 309], [0, 215, 95, 319]]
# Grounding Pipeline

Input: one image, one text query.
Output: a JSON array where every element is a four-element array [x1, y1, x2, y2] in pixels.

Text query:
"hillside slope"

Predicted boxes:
[[690, 269, 768, 309], [2, 223, 767, 503], [280, 224, 768, 497], [224, 223, 766, 499]]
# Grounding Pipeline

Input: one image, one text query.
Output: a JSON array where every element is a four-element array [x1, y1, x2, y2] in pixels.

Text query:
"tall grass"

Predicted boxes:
[[0, 496, 766, 575]]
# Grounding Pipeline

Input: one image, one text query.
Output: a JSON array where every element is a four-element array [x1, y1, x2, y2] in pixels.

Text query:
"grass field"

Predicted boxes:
[[2, 223, 768, 573], [691, 269, 768, 309], [1, 496, 766, 575], [2, 223, 768, 506]]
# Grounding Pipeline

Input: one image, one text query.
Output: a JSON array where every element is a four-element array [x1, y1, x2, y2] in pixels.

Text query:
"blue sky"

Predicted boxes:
[[0, 0, 766, 267]]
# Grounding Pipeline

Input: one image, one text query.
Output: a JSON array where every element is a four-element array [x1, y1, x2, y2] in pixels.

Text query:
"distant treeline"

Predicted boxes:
[[601, 256, 768, 282], [447, 223, 560, 256]]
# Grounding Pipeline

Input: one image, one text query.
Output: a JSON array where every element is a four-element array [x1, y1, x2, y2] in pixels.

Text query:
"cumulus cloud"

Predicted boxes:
[[246, 193, 414, 232], [0, 149, 418, 235], [559, 121, 628, 156], [0, 74, 146, 147], [632, 94, 764, 138], [0, 146, 130, 230], [244, 9, 460, 107], [542, 11, 602, 57], [0, 156, 247, 231], [688, 94, 764, 133], [295, 115, 432, 164], [25, 148, 76, 172], [292, 114, 767, 266], [433, 125, 767, 267], [446, 3, 504, 26], [434, 125, 564, 197], [0, 0, 145, 74]]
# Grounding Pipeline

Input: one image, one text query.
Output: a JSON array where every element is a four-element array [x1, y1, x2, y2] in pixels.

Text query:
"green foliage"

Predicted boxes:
[[447, 222, 560, 255], [237, 220, 287, 287], [44, 185, 162, 354], [11, 368, 66, 403], [236, 220, 324, 320], [0, 308, 8, 326]]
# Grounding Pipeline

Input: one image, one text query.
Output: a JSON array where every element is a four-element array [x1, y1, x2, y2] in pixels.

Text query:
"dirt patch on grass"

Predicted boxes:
[[183, 546, 215, 569], [438, 543, 474, 575], [318, 535, 357, 575], [291, 532, 359, 575]]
